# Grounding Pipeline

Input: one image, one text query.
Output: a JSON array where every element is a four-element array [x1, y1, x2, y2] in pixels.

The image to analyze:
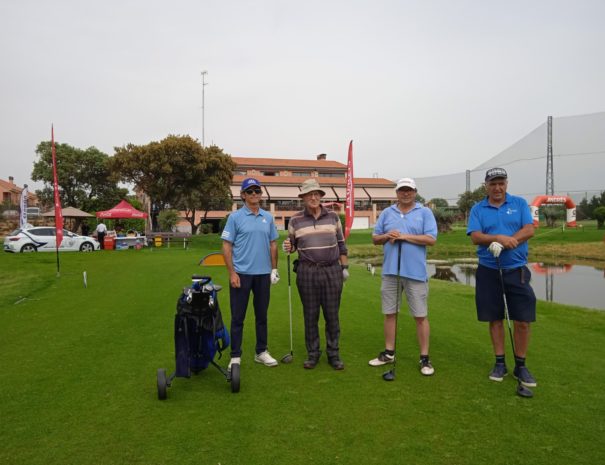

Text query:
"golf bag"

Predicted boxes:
[[174, 276, 229, 377]]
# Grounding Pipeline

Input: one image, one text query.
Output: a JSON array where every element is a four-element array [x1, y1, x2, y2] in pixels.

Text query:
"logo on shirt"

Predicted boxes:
[[221, 230, 231, 239], [506, 208, 517, 215], [262, 218, 267, 223]]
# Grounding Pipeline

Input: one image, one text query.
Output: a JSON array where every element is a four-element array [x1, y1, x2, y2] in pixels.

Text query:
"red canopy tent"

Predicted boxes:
[[96, 200, 148, 219]]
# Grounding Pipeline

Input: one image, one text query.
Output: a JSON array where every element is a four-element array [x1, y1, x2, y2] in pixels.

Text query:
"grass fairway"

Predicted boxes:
[[1, 240, 604, 465]]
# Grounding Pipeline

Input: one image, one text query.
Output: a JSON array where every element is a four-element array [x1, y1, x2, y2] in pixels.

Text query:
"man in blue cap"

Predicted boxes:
[[222, 178, 280, 371], [467, 167, 538, 388]]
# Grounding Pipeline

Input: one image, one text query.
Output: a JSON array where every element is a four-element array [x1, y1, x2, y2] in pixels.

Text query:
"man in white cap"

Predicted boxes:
[[283, 178, 349, 370], [221, 177, 280, 371], [369, 177, 438, 376]]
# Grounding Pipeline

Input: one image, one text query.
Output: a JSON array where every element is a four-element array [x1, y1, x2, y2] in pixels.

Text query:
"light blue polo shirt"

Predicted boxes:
[[374, 203, 438, 282], [221, 205, 279, 274], [467, 193, 533, 270]]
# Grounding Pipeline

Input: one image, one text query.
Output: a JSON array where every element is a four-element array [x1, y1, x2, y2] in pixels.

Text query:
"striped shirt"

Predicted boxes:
[[288, 206, 347, 265]]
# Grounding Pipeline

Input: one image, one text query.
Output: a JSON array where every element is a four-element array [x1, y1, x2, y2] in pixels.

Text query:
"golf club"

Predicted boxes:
[[383, 241, 402, 381], [496, 257, 534, 398], [280, 253, 294, 363]]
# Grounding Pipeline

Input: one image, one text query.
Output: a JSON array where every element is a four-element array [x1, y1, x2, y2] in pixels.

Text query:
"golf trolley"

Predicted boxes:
[[157, 275, 240, 398]]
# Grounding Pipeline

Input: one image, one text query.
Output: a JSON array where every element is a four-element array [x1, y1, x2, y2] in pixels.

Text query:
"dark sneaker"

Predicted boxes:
[[328, 357, 345, 370], [419, 358, 435, 376], [303, 358, 319, 369], [489, 363, 508, 382], [514, 366, 537, 387], [368, 351, 395, 366]]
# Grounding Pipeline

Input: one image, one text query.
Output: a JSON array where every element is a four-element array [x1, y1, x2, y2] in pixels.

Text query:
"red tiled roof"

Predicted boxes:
[[232, 174, 394, 187], [0, 178, 21, 193], [232, 156, 346, 170]]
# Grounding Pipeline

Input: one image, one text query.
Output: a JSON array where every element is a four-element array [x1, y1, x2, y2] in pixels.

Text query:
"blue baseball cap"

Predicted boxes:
[[241, 177, 262, 191]]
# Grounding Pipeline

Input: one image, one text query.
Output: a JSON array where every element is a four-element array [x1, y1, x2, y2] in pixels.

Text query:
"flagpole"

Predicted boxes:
[[51, 125, 63, 277], [344, 140, 354, 240]]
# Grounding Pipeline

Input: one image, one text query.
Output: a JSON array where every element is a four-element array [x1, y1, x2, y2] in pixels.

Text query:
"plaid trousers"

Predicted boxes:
[[295, 262, 343, 359]]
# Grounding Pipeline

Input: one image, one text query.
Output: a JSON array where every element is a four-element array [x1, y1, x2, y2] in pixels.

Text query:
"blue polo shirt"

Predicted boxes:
[[467, 193, 533, 270], [374, 203, 438, 282], [221, 205, 278, 274]]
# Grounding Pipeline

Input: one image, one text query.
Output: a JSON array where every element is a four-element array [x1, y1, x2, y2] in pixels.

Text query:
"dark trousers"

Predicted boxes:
[[229, 273, 271, 357], [296, 262, 343, 359], [98, 232, 106, 249]]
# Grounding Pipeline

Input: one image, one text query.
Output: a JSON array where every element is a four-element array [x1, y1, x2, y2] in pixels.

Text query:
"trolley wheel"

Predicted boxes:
[[230, 363, 240, 393], [157, 368, 168, 400]]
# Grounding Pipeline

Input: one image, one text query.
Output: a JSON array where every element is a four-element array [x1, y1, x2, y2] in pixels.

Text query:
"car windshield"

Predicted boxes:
[[9, 229, 22, 236]]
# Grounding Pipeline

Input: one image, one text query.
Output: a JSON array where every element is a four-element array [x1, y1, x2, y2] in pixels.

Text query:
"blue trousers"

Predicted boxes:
[[229, 273, 271, 357]]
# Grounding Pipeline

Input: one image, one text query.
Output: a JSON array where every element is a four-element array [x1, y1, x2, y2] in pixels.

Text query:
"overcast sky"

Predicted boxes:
[[2, 0, 604, 191]]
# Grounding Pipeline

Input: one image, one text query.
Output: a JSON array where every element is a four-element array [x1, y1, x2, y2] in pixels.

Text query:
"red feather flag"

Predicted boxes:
[[51, 126, 63, 248], [344, 140, 354, 240]]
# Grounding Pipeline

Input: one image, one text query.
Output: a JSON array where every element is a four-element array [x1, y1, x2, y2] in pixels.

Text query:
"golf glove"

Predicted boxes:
[[342, 268, 350, 282], [488, 241, 504, 258], [270, 269, 280, 285]]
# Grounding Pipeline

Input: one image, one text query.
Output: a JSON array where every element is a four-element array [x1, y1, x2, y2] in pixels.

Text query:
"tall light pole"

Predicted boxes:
[[201, 71, 208, 146]]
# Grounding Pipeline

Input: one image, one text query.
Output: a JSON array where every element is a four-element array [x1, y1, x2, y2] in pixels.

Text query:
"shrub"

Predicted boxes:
[[157, 209, 179, 232], [593, 206, 605, 229]]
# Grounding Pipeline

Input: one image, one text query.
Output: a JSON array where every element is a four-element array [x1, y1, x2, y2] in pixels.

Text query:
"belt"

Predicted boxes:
[[299, 261, 339, 267]]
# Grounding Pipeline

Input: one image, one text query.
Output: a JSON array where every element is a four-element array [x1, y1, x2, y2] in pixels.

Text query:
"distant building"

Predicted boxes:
[[0, 176, 39, 208], [178, 154, 397, 232]]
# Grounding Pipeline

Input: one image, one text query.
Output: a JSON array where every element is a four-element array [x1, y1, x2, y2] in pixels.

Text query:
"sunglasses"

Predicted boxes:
[[244, 188, 262, 195]]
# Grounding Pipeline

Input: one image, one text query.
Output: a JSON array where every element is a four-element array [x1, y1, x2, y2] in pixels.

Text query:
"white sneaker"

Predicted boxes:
[[254, 351, 278, 367], [228, 357, 241, 372], [368, 351, 395, 366], [419, 358, 435, 376]]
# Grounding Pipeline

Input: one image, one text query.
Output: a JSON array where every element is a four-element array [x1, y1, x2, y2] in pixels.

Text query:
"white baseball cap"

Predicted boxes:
[[395, 178, 417, 191]]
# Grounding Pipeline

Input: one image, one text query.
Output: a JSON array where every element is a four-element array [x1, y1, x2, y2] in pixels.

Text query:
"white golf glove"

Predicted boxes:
[[342, 268, 350, 282], [488, 242, 504, 258], [270, 269, 280, 285]]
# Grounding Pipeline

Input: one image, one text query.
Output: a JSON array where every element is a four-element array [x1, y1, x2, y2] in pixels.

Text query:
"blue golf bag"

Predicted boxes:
[[174, 276, 230, 377]]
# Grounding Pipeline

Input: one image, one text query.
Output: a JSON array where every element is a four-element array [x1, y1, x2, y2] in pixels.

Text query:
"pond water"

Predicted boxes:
[[425, 260, 605, 311]]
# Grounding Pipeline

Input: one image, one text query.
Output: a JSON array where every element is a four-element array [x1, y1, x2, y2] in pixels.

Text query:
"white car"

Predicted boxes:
[[3, 227, 101, 253]]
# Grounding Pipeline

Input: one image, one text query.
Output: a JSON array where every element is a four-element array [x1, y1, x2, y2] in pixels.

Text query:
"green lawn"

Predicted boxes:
[[1, 238, 604, 465]]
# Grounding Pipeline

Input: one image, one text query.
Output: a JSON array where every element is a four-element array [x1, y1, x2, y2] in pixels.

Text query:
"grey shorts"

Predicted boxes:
[[381, 275, 428, 317]]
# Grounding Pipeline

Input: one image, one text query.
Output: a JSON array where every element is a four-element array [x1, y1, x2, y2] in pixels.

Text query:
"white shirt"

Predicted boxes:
[[96, 223, 107, 233]]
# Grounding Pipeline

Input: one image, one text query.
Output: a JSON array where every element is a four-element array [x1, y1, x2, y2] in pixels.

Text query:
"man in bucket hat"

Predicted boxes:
[[467, 168, 538, 388], [221, 177, 280, 371], [283, 178, 349, 370]]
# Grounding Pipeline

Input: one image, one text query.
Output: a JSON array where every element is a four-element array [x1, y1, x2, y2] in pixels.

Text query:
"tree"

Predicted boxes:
[[111, 136, 235, 232], [177, 145, 236, 235], [429, 198, 449, 208], [457, 185, 487, 218], [594, 206, 605, 229], [31, 140, 127, 220], [577, 198, 591, 220], [432, 207, 455, 233], [541, 205, 565, 228]]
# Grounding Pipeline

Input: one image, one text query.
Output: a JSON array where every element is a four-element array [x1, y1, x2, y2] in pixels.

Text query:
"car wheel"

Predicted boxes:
[[80, 242, 94, 252], [20, 244, 37, 253]]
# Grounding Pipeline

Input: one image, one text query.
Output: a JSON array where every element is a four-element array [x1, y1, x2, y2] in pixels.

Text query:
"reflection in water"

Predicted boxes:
[[425, 259, 605, 310], [432, 266, 458, 282]]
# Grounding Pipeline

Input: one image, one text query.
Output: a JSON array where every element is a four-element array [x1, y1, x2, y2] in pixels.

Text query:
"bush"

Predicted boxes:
[[432, 208, 455, 233], [157, 209, 179, 232], [199, 223, 212, 234], [219, 214, 229, 233], [594, 206, 605, 229]]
